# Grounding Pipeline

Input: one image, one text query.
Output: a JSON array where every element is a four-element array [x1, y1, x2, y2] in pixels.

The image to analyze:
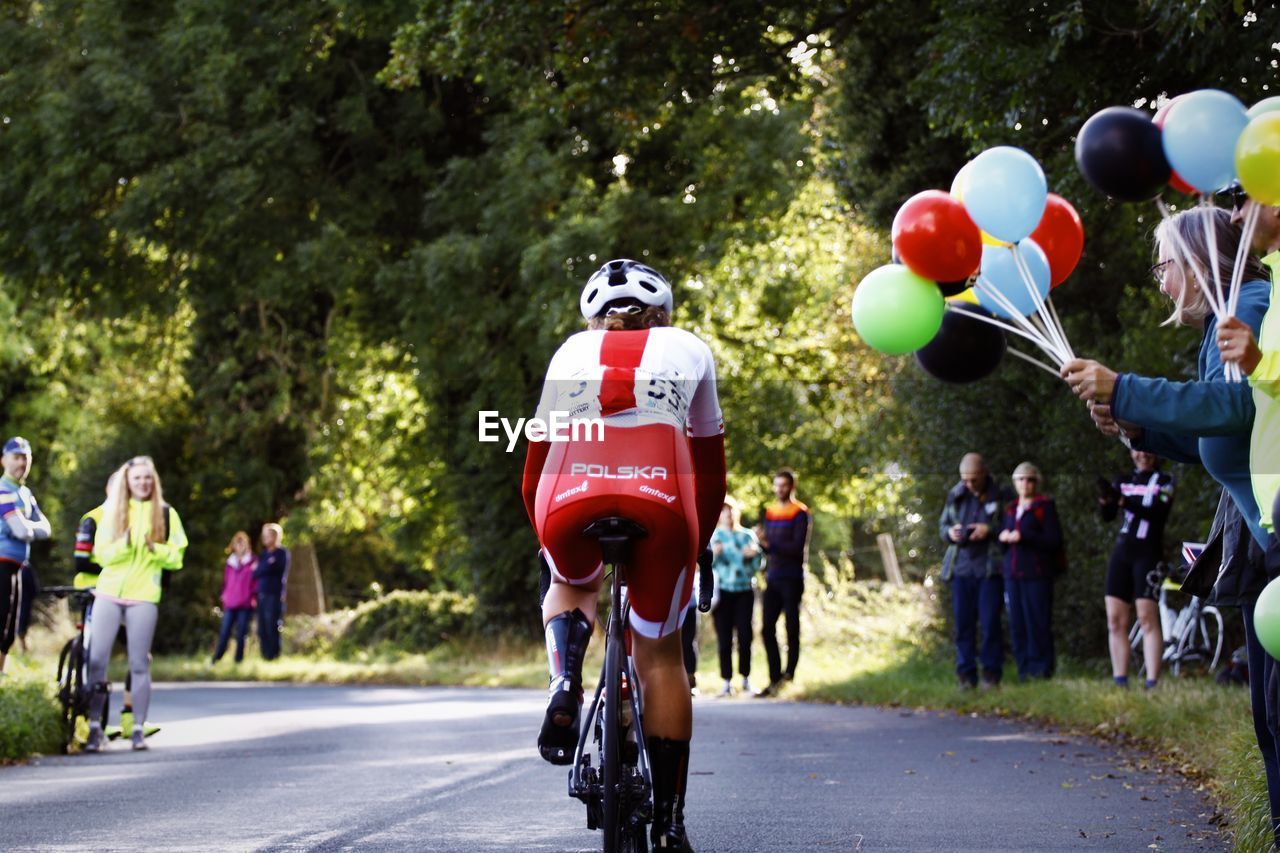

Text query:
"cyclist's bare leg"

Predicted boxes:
[[541, 576, 601, 628], [1136, 598, 1162, 682], [631, 631, 692, 738], [633, 630, 694, 849], [1105, 595, 1132, 679]]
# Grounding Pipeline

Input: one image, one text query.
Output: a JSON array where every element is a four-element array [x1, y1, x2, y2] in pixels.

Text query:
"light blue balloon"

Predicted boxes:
[[961, 147, 1047, 243], [976, 239, 1051, 320], [1161, 89, 1249, 193]]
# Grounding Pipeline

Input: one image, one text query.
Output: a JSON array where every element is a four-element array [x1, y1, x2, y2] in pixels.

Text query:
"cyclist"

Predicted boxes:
[[84, 456, 187, 751], [522, 259, 725, 851], [1099, 450, 1174, 688], [1, 436, 52, 676]]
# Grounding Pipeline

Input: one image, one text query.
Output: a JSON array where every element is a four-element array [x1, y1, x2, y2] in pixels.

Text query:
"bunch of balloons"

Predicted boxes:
[[851, 146, 1084, 382], [1076, 90, 1280, 378]]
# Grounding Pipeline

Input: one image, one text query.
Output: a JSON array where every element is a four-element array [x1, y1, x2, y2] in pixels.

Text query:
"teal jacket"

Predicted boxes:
[[710, 526, 762, 593]]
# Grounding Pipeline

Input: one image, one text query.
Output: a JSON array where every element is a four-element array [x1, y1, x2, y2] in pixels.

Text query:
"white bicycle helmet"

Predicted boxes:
[[579, 259, 673, 319]]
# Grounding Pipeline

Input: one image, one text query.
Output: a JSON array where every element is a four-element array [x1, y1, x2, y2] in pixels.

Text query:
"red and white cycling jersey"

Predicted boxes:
[[528, 326, 724, 639], [533, 327, 723, 438]]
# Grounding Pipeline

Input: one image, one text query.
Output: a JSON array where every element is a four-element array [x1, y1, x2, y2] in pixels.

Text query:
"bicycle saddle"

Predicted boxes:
[[581, 517, 648, 541]]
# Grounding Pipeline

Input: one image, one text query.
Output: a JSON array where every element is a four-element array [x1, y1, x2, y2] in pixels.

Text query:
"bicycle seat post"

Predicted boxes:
[[581, 517, 648, 569]]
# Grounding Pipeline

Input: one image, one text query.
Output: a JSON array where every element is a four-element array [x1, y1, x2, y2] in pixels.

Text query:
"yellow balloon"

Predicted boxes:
[[1237, 113, 1280, 205], [980, 230, 1012, 248], [1248, 96, 1280, 120], [948, 287, 980, 305]]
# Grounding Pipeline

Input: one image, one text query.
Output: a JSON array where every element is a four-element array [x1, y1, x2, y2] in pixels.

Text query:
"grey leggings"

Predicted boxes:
[[87, 597, 158, 726]]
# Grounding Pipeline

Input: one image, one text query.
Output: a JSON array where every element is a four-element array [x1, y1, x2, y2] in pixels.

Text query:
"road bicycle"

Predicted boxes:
[[40, 585, 109, 752], [1128, 564, 1224, 677], [569, 517, 712, 853]]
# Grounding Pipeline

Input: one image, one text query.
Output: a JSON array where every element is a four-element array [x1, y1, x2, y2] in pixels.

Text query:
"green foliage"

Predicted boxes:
[[0, 669, 63, 762], [334, 589, 477, 657]]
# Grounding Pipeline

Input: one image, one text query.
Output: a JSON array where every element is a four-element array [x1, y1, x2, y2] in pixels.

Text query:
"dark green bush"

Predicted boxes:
[[334, 590, 476, 657], [0, 673, 62, 761]]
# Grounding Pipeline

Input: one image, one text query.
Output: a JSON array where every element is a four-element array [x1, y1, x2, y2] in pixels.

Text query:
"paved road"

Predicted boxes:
[[0, 684, 1221, 851]]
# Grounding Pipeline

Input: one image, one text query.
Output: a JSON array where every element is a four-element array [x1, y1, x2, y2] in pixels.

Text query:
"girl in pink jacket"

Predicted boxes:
[[212, 531, 257, 663]]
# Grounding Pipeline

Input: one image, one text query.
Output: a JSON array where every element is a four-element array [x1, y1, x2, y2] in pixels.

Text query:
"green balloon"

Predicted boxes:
[[1248, 96, 1280, 120], [1255, 576, 1280, 659], [851, 263, 944, 355]]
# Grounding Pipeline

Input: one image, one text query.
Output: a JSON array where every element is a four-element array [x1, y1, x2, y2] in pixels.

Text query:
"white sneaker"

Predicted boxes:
[[130, 727, 148, 751], [718, 680, 733, 697], [741, 677, 753, 694]]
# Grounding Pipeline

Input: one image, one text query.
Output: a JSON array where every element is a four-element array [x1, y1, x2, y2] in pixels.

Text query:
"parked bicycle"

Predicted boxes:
[[1128, 563, 1224, 677], [568, 517, 712, 853], [40, 585, 109, 752]]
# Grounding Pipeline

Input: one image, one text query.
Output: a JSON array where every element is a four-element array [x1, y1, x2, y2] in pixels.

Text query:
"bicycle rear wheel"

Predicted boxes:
[[56, 637, 83, 753], [602, 606, 624, 853]]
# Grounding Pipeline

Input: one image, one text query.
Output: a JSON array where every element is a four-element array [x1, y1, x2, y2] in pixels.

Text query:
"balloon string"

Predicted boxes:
[[948, 302, 1063, 352], [1199, 194, 1242, 382], [1010, 243, 1074, 361], [972, 283, 1066, 365], [1228, 202, 1260, 318], [1005, 346, 1062, 377], [970, 280, 1067, 366], [1043, 294, 1075, 361]]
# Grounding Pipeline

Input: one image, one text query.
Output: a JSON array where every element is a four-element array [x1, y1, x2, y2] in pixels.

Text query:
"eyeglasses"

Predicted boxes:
[[1229, 186, 1249, 212], [1149, 259, 1174, 284], [1014, 475, 1038, 482]]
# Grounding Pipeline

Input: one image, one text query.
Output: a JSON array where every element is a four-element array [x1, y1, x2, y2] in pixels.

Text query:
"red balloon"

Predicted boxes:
[[1030, 193, 1084, 289], [891, 190, 982, 283], [1153, 99, 1197, 195]]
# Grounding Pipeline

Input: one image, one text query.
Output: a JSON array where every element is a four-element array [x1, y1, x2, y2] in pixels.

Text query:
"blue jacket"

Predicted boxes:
[[0, 476, 45, 565], [254, 547, 290, 597], [1111, 278, 1270, 548], [939, 477, 1011, 580], [1000, 497, 1063, 581], [762, 501, 809, 581]]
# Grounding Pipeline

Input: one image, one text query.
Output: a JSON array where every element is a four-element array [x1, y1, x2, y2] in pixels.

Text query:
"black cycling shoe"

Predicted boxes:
[[538, 675, 583, 765], [537, 609, 592, 765], [649, 736, 693, 851]]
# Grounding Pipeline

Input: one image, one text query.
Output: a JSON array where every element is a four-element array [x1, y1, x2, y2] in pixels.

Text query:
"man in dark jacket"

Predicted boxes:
[[939, 453, 1009, 689], [755, 468, 810, 696]]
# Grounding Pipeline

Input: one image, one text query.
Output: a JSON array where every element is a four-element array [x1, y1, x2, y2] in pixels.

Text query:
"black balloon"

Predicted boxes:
[[1075, 106, 1171, 202], [915, 303, 1006, 384], [937, 277, 971, 297]]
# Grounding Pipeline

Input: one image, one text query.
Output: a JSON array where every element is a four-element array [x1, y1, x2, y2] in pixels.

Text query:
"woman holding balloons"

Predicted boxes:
[[1061, 205, 1275, 839]]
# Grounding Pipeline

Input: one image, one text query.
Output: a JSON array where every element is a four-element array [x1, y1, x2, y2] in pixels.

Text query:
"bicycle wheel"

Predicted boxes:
[[1199, 606, 1225, 674], [56, 637, 83, 753], [602, 610, 624, 853]]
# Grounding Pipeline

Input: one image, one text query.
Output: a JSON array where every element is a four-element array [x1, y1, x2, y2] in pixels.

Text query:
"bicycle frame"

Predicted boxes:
[[569, 560, 652, 833]]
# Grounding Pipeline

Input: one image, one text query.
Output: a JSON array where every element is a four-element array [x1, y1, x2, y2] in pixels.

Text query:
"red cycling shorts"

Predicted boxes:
[[535, 423, 698, 639]]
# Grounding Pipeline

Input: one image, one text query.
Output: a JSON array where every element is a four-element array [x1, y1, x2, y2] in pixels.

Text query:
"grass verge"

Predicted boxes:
[[0, 657, 63, 762]]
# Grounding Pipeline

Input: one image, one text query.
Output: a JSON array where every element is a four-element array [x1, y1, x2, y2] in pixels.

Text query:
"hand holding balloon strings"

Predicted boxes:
[[1217, 316, 1263, 376]]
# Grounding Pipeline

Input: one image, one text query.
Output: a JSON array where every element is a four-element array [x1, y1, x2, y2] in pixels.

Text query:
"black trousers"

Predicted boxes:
[[762, 576, 804, 682], [680, 606, 698, 676], [713, 589, 754, 679], [0, 560, 23, 655]]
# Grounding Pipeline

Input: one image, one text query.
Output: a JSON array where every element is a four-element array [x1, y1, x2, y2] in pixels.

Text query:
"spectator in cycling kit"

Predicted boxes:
[[213, 531, 258, 664], [84, 456, 187, 752], [755, 468, 809, 697], [73, 472, 120, 590], [0, 436, 51, 676], [939, 452, 1009, 690], [255, 523, 290, 661], [1099, 450, 1174, 688], [522, 259, 726, 851], [710, 497, 761, 697]]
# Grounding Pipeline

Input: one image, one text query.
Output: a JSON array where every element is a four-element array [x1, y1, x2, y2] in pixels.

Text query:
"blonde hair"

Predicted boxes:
[[722, 496, 742, 527], [226, 530, 251, 555], [102, 456, 168, 544], [262, 522, 284, 544], [1154, 207, 1267, 326], [1012, 461, 1043, 492]]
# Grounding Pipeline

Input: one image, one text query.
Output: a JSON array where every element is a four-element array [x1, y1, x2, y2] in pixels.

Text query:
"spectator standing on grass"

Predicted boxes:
[[1098, 450, 1173, 689], [0, 436, 51, 676], [710, 497, 761, 697], [212, 531, 257, 664], [755, 468, 809, 697], [939, 452, 1010, 690], [255, 522, 290, 661], [998, 462, 1062, 681]]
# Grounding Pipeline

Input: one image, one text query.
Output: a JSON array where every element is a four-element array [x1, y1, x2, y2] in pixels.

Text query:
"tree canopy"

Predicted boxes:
[[0, 0, 1274, 654]]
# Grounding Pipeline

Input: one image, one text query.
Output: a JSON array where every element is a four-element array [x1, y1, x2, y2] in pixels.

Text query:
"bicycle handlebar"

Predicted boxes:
[[697, 549, 713, 613]]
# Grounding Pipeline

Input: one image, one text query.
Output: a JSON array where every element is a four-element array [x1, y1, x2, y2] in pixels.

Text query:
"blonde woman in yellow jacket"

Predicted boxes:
[[84, 456, 187, 752]]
